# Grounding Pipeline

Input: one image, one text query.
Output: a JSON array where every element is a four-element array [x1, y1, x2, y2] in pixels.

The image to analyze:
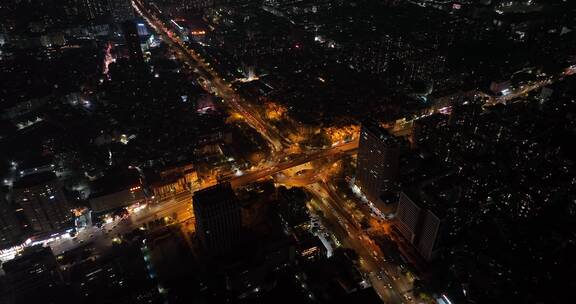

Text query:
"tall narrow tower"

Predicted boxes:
[[356, 120, 400, 205]]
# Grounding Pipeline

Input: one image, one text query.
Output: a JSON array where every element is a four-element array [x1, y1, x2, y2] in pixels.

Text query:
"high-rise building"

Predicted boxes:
[[0, 191, 22, 249], [11, 172, 72, 235], [414, 209, 443, 261], [193, 182, 241, 256], [395, 192, 422, 243], [395, 190, 445, 261], [356, 120, 400, 206], [122, 20, 144, 66]]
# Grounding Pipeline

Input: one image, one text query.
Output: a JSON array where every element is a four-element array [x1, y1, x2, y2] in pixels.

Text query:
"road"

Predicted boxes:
[[130, 2, 417, 303], [132, 0, 286, 152], [321, 182, 415, 290], [229, 139, 358, 187], [49, 191, 193, 255], [305, 183, 411, 303], [47, 138, 357, 255], [24, 5, 569, 300]]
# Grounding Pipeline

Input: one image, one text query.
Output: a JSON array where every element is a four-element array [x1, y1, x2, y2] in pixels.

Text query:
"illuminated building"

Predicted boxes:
[[39, 32, 66, 48], [356, 120, 400, 207], [11, 172, 72, 235], [193, 182, 241, 256], [88, 167, 145, 214], [72, 207, 92, 228], [1, 246, 64, 303], [0, 191, 22, 250], [136, 22, 149, 37]]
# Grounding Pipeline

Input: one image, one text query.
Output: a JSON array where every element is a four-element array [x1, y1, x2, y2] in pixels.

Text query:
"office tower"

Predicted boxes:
[[193, 182, 241, 256], [122, 20, 144, 66], [2, 246, 64, 303], [0, 191, 22, 249], [395, 191, 445, 261], [356, 120, 400, 205], [11, 172, 72, 235]]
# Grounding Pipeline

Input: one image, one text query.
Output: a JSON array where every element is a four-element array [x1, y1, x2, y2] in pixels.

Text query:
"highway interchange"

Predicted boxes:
[[48, 1, 572, 303]]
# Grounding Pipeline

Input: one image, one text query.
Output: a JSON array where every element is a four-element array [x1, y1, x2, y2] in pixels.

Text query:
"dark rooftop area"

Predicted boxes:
[[13, 171, 58, 189]]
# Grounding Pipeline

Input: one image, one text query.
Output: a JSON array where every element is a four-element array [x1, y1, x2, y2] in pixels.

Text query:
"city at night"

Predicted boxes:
[[0, 0, 575, 303]]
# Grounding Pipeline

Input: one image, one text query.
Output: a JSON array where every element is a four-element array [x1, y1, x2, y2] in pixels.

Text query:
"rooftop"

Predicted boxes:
[[361, 119, 401, 145], [193, 182, 238, 211], [88, 167, 140, 198], [13, 171, 58, 189], [402, 173, 461, 218]]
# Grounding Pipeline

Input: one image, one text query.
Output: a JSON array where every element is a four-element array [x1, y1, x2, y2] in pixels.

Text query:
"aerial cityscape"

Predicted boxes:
[[0, 0, 574, 303]]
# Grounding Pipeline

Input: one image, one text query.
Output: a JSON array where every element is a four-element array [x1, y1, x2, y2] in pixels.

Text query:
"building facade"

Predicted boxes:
[[395, 191, 444, 261], [0, 191, 22, 249], [395, 192, 422, 243], [193, 182, 241, 256], [122, 20, 144, 66], [356, 120, 400, 207], [11, 172, 72, 235]]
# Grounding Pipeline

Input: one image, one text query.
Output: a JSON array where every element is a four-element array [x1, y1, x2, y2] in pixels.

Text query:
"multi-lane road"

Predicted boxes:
[[306, 182, 416, 303], [132, 0, 286, 152], [306, 183, 412, 303], [130, 1, 416, 302], [229, 139, 358, 187], [46, 138, 357, 254], [17, 6, 567, 302], [48, 191, 194, 254]]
